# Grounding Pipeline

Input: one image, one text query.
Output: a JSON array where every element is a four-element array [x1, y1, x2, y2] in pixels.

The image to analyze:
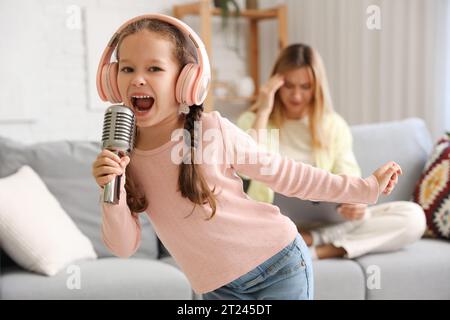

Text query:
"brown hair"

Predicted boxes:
[[251, 44, 334, 151], [116, 18, 217, 219]]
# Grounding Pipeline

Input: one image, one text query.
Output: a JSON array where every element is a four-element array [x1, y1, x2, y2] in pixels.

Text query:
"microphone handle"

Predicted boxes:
[[103, 150, 123, 205]]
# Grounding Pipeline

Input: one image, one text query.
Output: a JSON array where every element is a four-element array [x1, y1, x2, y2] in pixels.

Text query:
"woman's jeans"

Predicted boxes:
[[202, 233, 314, 300]]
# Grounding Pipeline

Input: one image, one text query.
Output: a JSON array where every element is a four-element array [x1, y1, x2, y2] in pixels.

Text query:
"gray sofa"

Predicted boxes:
[[1, 117, 449, 299]]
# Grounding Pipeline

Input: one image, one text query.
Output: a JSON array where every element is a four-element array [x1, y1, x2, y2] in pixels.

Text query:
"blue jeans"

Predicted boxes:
[[202, 233, 314, 300]]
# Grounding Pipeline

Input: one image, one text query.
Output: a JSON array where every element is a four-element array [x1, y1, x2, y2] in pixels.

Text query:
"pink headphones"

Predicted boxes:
[[96, 13, 211, 106]]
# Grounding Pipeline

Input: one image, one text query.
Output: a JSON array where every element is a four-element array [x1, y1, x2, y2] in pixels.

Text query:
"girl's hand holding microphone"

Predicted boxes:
[[92, 149, 130, 188]]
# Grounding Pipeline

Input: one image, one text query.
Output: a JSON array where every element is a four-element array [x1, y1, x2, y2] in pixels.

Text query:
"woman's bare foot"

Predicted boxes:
[[298, 227, 347, 259], [315, 244, 347, 259]]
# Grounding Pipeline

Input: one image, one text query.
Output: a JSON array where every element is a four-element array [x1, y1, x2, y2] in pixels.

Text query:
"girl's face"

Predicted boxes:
[[117, 30, 180, 127], [278, 67, 315, 119]]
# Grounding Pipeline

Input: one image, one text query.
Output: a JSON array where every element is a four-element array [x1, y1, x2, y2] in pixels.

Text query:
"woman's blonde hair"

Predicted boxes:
[[116, 18, 217, 219], [251, 43, 334, 151]]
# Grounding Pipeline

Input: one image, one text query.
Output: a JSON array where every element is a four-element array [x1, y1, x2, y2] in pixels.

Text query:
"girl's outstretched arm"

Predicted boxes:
[[216, 112, 382, 205]]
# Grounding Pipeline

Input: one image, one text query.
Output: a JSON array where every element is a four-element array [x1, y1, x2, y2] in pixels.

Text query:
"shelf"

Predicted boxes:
[[173, 5, 282, 21], [213, 95, 257, 103]]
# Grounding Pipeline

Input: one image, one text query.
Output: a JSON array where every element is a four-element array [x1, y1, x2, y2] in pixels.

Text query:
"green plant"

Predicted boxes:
[[214, 0, 241, 29]]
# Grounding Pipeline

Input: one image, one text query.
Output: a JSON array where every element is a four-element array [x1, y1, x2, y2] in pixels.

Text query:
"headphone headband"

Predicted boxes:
[[96, 13, 211, 105]]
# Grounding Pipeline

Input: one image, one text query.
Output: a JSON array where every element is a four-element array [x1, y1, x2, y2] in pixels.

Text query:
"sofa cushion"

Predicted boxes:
[[351, 118, 432, 204], [0, 166, 97, 276], [1, 257, 192, 299], [0, 136, 158, 260], [356, 239, 450, 299], [312, 259, 366, 299], [413, 133, 450, 239]]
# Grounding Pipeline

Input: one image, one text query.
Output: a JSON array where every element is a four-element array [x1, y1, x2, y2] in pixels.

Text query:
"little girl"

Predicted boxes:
[[92, 14, 401, 300]]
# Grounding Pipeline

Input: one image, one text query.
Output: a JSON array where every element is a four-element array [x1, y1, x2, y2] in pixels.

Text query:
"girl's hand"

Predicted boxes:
[[338, 203, 368, 220], [372, 161, 402, 196], [92, 149, 130, 188], [255, 73, 285, 115]]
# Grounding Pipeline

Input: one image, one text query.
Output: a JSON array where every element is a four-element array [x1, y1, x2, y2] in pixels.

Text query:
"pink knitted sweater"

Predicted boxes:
[[101, 111, 379, 294]]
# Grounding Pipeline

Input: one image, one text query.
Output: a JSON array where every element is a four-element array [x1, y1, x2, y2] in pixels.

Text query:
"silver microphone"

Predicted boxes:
[[101, 105, 136, 204]]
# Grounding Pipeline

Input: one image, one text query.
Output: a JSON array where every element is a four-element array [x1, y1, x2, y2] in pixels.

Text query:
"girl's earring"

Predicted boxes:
[[178, 103, 190, 115]]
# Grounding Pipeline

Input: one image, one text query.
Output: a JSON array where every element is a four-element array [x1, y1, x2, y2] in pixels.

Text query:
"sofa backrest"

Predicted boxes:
[[0, 136, 159, 267], [351, 117, 433, 204]]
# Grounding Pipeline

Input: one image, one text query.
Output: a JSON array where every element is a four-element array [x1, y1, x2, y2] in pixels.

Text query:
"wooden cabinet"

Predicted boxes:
[[173, 0, 288, 111]]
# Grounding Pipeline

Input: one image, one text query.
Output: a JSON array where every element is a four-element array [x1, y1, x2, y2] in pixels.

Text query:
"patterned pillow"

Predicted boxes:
[[413, 133, 450, 240]]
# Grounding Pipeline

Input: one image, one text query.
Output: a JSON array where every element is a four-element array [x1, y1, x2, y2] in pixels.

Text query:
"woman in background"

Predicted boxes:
[[237, 43, 426, 260]]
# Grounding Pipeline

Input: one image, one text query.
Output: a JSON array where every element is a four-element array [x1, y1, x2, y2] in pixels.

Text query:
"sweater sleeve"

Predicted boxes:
[[331, 114, 362, 177], [100, 176, 141, 258], [236, 111, 256, 132], [215, 112, 379, 205]]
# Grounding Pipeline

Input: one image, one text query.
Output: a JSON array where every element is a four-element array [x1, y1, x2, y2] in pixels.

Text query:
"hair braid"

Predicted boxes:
[[179, 104, 217, 219]]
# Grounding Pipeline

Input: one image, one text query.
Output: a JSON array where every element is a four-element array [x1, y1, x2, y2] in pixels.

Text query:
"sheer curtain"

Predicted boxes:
[[283, 0, 450, 139]]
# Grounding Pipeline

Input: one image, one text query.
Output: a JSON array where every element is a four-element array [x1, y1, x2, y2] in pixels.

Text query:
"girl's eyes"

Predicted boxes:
[[119, 66, 162, 73], [148, 66, 162, 72], [120, 67, 133, 73]]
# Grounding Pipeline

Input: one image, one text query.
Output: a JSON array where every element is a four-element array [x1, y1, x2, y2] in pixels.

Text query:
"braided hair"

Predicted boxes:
[[178, 104, 217, 220]]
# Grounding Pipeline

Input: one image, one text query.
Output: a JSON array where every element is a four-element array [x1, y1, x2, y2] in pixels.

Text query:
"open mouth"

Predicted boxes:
[[130, 95, 155, 115]]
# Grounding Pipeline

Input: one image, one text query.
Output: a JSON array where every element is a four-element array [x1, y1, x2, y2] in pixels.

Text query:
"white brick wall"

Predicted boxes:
[[0, 0, 278, 144]]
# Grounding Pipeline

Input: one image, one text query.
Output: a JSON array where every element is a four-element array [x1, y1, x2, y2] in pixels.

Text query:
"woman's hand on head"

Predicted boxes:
[[338, 203, 368, 220], [256, 73, 285, 115], [92, 149, 130, 188], [372, 161, 402, 196]]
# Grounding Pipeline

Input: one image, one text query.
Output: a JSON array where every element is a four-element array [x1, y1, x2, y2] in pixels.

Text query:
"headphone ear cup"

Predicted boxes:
[[101, 63, 121, 103], [176, 63, 199, 106], [193, 73, 209, 105], [107, 62, 122, 103], [100, 64, 111, 102]]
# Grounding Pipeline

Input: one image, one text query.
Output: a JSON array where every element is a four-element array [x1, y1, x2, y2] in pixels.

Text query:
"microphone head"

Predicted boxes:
[[102, 105, 136, 153]]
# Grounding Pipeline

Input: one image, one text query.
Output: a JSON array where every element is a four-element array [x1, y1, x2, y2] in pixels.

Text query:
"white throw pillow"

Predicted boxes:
[[0, 165, 97, 276]]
